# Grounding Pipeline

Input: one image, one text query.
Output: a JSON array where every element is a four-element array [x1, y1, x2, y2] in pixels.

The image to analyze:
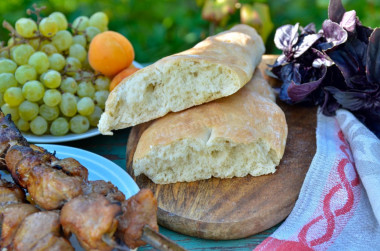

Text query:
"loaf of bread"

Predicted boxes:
[[98, 24, 265, 135], [132, 70, 287, 184]]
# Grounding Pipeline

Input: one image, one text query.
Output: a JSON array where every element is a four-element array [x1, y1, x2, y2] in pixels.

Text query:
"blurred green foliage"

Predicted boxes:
[[0, 0, 378, 63]]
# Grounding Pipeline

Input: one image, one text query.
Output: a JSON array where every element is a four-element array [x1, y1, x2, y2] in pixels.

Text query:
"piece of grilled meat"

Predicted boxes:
[[27, 164, 84, 210], [0, 176, 25, 206], [117, 189, 159, 249], [0, 176, 38, 248], [0, 113, 28, 169], [61, 193, 121, 251], [12, 211, 73, 251], [83, 180, 126, 203], [4, 145, 88, 210], [1, 203, 39, 248]]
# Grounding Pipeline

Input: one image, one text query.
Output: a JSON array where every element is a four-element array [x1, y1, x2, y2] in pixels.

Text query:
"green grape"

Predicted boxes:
[[39, 40, 50, 48], [87, 105, 102, 126], [39, 17, 58, 37], [18, 100, 39, 121], [77, 81, 95, 98], [77, 97, 95, 116], [17, 118, 30, 131], [11, 44, 35, 65], [28, 38, 40, 50], [85, 26, 100, 42], [94, 76, 110, 90], [70, 115, 89, 134], [4, 87, 24, 107], [50, 117, 69, 136], [0, 58, 17, 73], [89, 12, 108, 32], [15, 65, 37, 85], [69, 44, 87, 63], [52, 30, 73, 51], [49, 12, 68, 31], [94, 90, 109, 109], [39, 104, 59, 121], [48, 53, 66, 71], [82, 57, 91, 70], [39, 72, 46, 82], [15, 18, 37, 38], [22, 80, 45, 102], [43, 89, 62, 107], [41, 70, 61, 88], [65, 57, 81, 76], [0, 50, 10, 59], [60, 92, 77, 117], [60, 77, 77, 94], [72, 35, 87, 48], [30, 116, 48, 135], [72, 16, 89, 32], [0, 73, 17, 92], [7, 37, 16, 46], [28, 52, 50, 74], [41, 44, 58, 55], [1, 104, 19, 121], [0, 93, 4, 106]]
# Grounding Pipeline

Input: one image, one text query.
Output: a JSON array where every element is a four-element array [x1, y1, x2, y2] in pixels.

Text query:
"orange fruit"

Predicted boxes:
[[109, 65, 140, 91], [88, 31, 134, 77]]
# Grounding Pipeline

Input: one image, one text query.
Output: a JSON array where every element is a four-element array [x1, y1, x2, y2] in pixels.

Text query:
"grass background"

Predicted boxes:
[[1, 0, 379, 63]]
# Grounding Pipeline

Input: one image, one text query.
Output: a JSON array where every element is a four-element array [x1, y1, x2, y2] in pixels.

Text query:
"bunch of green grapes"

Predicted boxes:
[[0, 5, 111, 136]]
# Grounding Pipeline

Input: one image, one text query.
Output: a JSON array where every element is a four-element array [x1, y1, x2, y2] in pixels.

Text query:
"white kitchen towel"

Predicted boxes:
[[255, 109, 380, 250]]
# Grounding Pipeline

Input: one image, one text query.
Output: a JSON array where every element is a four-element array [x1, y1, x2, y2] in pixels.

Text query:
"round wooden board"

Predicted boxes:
[[126, 56, 317, 240]]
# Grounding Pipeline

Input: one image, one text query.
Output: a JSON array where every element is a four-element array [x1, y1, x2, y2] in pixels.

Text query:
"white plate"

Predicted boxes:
[[24, 61, 145, 144], [0, 144, 139, 251], [24, 128, 101, 144]]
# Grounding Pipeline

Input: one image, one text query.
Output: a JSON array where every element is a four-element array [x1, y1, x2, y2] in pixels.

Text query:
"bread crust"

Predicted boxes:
[[99, 24, 265, 135], [133, 70, 287, 183]]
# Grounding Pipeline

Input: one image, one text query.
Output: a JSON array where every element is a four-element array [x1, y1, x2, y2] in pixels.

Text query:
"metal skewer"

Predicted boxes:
[[141, 225, 187, 251]]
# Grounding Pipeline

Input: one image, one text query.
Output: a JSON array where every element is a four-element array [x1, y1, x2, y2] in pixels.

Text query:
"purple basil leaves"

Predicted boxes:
[[366, 28, 380, 84], [340, 10, 357, 32], [320, 20, 347, 50], [301, 23, 317, 34], [288, 66, 327, 102], [273, 23, 322, 66], [328, 0, 346, 23], [294, 33, 322, 58], [270, 0, 380, 138], [274, 23, 300, 52]]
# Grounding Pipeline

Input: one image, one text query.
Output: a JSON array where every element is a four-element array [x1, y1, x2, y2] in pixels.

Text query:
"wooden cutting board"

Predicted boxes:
[[126, 55, 317, 240]]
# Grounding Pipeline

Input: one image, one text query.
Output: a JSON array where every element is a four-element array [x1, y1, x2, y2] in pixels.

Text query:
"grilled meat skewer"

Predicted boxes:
[[0, 112, 181, 251], [4, 144, 88, 210], [0, 176, 73, 250]]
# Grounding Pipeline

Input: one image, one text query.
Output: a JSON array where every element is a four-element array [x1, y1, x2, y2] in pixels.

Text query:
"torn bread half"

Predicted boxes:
[[132, 70, 287, 184], [98, 24, 265, 135]]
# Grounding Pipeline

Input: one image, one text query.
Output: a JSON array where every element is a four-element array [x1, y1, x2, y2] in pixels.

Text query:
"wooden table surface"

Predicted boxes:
[[60, 127, 281, 250]]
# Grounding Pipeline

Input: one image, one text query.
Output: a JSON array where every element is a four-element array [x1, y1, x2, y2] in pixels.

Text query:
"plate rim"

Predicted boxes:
[[24, 127, 100, 144]]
